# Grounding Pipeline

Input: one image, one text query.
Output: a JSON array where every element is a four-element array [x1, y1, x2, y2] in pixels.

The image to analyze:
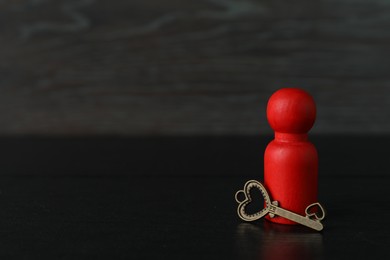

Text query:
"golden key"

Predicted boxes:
[[235, 180, 326, 231]]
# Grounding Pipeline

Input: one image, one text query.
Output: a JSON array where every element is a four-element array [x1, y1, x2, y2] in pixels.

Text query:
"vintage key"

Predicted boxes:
[[235, 180, 325, 231]]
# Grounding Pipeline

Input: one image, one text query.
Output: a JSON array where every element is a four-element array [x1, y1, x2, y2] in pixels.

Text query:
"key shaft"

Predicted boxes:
[[269, 204, 323, 231]]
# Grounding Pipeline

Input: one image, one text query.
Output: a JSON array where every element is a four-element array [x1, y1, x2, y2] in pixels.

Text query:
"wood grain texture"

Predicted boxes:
[[0, 0, 389, 135]]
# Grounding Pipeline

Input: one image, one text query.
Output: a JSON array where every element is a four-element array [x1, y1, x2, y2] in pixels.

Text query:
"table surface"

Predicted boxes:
[[0, 136, 389, 259]]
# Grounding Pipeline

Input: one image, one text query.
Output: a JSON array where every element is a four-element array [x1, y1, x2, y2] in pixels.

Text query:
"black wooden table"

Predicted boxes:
[[0, 136, 388, 259]]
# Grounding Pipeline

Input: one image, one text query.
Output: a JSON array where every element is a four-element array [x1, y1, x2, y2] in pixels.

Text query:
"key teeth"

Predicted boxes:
[[305, 202, 326, 221]]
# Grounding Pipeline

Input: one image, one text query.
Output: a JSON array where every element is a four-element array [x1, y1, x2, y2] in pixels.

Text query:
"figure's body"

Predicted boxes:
[[264, 88, 318, 225]]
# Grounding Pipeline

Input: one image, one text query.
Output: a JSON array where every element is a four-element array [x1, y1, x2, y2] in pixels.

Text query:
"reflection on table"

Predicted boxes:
[[235, 221, 323, 260]]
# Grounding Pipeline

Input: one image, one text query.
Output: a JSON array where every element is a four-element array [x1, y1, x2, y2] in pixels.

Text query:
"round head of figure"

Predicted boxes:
[[266, 88, 316, 134]]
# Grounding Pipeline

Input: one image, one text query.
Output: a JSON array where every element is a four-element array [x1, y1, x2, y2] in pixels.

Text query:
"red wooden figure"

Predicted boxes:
[[264, 88, 318, 225]]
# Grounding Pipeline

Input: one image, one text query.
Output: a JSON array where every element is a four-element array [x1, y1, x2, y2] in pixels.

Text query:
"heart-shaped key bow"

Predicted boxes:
[[235, 180, 326, 231]]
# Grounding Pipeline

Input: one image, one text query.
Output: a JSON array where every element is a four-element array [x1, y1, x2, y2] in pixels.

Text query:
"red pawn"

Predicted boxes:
[[264, 88, 318, 225]]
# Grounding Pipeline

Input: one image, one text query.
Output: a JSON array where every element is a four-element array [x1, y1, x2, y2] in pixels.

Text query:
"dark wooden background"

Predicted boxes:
[[0, 0, 389, 135]]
